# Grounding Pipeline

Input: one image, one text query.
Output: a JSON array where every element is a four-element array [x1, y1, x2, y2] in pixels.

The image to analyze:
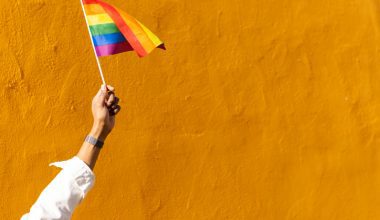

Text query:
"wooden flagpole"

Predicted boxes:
[[79, 0, 107, 86]]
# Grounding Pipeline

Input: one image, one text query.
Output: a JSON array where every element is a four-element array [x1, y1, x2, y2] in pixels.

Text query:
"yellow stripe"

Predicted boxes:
[[87, 13, 114, 26], [84, 4, 106, 15], [117, 9, 157, 52], [137, 20, 163, 47]]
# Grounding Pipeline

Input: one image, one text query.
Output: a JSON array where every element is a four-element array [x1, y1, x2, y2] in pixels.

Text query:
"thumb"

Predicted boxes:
[[94, 85, 107, 106]]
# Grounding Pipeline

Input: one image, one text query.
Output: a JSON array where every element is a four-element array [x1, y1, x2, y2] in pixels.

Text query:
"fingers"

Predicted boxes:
[[94, 84, 122, 116], [93, 85, 107, 106], [114, 97, 119, 105], [106, 92, 115, 107], [108, 97, 121, 116], [109, 105, 121, 116], [105, 85, 117, 107], [94, 84, 115, 105], [108, 97, 119, 108], [106, 85, 115, 92], [105, 85, 121, 116], [114, 105, 121, 115]]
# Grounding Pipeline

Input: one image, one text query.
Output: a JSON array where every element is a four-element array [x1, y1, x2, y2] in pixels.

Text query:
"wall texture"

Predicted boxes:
[[2, 0, 380, 219]]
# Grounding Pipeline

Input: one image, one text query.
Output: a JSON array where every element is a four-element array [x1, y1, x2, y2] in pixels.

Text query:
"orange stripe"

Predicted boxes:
[[115, 9, 157, 53], [97, 1, 147, 56]]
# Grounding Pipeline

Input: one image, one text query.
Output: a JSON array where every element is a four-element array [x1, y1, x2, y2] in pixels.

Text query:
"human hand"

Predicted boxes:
[[90, 85, 121, 141]]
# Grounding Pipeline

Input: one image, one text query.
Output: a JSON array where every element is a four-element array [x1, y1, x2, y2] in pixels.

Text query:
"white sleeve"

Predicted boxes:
[[21, 156, 95, 220]]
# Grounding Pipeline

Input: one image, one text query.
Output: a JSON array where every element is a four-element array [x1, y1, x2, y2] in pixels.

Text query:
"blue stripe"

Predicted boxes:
[[92, 32, 126, 46]]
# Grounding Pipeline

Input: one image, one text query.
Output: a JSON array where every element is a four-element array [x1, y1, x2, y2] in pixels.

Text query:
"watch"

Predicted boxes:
[[85, 135, 104, 149]]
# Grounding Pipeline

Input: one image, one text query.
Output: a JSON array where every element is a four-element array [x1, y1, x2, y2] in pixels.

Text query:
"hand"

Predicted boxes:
[[90, 85, 121, 141]]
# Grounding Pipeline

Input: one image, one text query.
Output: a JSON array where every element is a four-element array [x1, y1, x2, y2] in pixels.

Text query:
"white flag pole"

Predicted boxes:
[[80, 0, 107, 86]]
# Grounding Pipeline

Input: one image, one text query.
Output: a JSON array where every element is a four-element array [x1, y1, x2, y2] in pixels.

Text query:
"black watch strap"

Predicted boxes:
[[85, 135, 104, 149]]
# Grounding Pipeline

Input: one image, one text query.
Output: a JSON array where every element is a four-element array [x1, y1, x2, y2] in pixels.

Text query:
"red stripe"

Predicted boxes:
[[97, 1, 148, 57], [82, 0, 98, 4]]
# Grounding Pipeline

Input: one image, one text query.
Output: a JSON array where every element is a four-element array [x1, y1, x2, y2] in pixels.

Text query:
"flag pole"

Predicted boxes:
[[80, 0, 107, 86]]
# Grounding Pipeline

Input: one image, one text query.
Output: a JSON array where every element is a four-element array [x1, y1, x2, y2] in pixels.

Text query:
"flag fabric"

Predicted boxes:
[[82, 0, 165, 57]]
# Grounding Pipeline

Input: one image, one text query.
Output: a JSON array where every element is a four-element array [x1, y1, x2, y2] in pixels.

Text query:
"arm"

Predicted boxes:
[[77, 85, 120, 170], [22, 85, 121, 220]]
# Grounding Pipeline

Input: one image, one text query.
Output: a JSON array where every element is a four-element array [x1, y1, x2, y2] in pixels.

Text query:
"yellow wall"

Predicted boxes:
[[2, 0, 380, 219]]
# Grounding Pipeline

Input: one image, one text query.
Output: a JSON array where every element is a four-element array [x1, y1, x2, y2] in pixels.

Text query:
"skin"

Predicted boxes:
[[76, 85, 121, 170]]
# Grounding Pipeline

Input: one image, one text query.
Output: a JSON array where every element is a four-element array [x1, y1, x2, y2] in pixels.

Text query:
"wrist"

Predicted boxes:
[[90, 122, 108, 141]]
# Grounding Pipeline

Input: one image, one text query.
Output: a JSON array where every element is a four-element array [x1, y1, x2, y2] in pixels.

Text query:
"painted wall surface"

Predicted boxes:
[[2, 0, 380, 219]]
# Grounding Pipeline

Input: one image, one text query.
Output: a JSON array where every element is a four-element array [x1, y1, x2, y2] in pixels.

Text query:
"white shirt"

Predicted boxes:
[[21, 157, 95, 220]]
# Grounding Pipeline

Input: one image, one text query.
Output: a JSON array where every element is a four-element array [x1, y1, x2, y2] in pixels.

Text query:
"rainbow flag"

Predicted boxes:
[[82, 0, 165, 57]]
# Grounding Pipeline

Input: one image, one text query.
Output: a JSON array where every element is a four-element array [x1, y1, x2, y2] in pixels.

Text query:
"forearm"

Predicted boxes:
[[76, 123, 107, 170]]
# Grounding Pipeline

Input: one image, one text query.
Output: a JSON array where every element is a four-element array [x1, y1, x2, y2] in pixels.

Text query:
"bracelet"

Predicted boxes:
[[85, 135, 104, 149]]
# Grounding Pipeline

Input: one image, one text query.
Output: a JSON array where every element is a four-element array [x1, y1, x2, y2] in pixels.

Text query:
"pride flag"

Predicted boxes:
[[82, 0, 165, 57]]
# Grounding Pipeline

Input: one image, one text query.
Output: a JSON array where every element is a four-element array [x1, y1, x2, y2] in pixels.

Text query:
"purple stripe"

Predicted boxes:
[[95, 41, 133, 57]]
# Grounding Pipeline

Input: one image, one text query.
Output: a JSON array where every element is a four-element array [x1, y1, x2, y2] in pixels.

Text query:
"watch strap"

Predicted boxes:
[[85, 135, 104, 149]]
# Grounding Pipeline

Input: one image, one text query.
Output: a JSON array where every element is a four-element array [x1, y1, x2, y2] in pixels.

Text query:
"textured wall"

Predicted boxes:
[[2, 0, 380, 219]]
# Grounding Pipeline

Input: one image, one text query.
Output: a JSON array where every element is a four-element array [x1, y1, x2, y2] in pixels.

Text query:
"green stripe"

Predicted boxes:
[[89, 23, 120, 36]]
